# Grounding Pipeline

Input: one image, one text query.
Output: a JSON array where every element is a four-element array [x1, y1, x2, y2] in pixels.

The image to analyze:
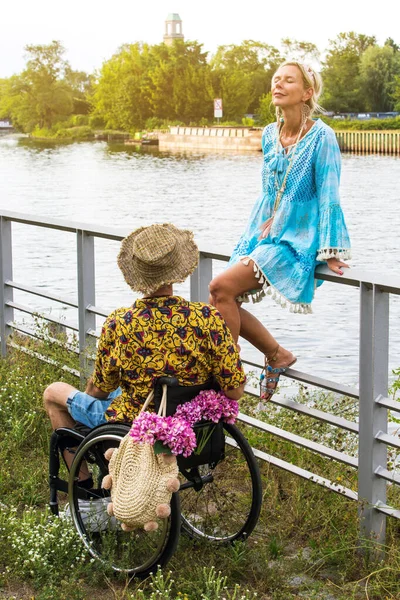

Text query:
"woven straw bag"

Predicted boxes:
[[103, 385, 180, 531]]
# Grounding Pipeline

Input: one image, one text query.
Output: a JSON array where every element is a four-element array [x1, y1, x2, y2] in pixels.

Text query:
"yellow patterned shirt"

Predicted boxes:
[[91, 295, 245, 423]]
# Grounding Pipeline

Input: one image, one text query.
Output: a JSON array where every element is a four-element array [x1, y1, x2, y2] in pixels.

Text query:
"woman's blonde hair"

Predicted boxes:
[[274, 61, 324, 116]]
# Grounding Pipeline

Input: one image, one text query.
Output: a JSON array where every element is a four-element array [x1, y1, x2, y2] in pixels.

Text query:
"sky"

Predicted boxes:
[[1, 0, 400, 77]]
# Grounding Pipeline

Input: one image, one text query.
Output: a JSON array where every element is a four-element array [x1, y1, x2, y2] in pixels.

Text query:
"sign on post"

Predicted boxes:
[[214, 98, 223, 119]]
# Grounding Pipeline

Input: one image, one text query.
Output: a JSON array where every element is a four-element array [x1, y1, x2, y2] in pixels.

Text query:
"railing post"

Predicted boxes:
[[190, 253, 213, 303], [0, 217, 14, 356], [77, 230, 96, 385], [358, 283, 389, 547]]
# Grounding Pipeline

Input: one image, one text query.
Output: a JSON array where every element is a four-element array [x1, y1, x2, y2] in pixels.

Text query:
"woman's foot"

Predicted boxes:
[[265, 344, 296, 370], [260, 345, 297, 401]]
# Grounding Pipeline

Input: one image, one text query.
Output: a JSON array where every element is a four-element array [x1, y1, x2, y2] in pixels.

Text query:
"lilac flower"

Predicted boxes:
[[129, 411, 197, 457], [174, 390, 239, 425], [129, 390, 238, 458]]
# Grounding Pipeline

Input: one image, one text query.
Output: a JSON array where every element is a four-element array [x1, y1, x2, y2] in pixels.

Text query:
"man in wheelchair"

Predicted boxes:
[[44, 223, 245, 480]]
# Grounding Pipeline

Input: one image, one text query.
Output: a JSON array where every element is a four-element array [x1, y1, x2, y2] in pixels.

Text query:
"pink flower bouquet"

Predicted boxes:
[[129, 389, 239, 458], [129, 412, 197, 457], [174, 390, 239, 426]]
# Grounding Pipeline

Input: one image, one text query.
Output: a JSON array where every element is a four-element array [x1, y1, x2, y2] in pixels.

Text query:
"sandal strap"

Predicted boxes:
[[267, 365, 287, 374]]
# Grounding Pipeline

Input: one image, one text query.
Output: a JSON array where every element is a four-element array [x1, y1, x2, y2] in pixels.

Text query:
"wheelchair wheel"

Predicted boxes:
[[68, 424, 181, 577], [179, 422, 262, 543]]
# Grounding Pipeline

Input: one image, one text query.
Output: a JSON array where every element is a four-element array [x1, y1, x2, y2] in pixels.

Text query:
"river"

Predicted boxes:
[[0, 133, 399, 388]]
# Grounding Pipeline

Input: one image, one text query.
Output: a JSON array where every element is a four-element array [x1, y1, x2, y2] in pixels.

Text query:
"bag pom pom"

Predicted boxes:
[[166, 477, 180, 493], [121, 522, 134, 532], [106, 502, 114, 516], [144, 520, 159, 532], [155, 504, 171, 519], [102, 474, 112, 489], [104, 447, 115, 461]]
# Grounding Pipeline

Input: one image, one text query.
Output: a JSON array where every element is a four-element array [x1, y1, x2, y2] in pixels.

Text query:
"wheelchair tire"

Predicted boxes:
[[179, 422, 262, 543], [68, 423, 181, 577]]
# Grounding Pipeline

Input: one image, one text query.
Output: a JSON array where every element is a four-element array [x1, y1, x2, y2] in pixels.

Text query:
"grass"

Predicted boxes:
[[1, 330, 400, 599]]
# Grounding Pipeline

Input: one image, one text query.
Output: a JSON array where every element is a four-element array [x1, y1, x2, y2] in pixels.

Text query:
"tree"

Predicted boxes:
[[64, 68, 95, 114], [390, 75, 400, 111], [360, 45, 400, 111], [281, 38, 320, 64], [93, 40, 214, 129], [321, 32, 376, 113], [210, 41, 282, 118], [0, 41, 75, 131], [256, 92, 275, 125]]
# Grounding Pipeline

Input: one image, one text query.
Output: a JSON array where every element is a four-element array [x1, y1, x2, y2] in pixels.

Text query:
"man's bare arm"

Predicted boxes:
[[222, 382, 245, 401], [85, 377, 110, 399]]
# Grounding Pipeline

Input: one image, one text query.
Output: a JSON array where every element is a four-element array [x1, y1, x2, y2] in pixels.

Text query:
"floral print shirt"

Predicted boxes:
[[92, 296, 245, 423]]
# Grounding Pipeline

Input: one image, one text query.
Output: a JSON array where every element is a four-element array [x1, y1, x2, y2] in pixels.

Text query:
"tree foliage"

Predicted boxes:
[[211, 41, 282, 118], [93, 40, 214, 130], [1, 34, 400, 133], [0, 41, 92, 132], [321, 32, 377, 112]]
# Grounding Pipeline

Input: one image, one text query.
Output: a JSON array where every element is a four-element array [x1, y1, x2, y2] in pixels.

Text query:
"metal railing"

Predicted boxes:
[[1, 210, 400, 545]]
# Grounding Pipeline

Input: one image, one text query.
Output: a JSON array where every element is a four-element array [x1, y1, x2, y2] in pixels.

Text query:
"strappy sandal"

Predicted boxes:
[[259, 345, 297, 402]]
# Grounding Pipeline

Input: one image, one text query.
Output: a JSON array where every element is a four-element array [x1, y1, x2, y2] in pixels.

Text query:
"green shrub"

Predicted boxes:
[[70, 114, 89, 127], [88, 114, 106, 129], [255, 92, 275, 126], [322, 116, 400, 130]]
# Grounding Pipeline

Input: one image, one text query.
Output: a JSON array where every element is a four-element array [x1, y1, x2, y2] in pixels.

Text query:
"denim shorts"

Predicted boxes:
[[66, 387, 122, 428]]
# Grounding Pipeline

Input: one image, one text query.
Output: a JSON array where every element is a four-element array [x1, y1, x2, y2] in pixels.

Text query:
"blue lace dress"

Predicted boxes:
[[229, 119, 351, 313]]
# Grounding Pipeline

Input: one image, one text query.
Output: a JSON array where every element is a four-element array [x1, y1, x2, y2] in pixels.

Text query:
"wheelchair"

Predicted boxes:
[[49, 378, 262, 577]]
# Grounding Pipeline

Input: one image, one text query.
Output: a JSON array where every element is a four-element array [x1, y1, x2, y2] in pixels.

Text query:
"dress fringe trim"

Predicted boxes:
[[237, 257, 313, 314], [317, 248, 352, 261]]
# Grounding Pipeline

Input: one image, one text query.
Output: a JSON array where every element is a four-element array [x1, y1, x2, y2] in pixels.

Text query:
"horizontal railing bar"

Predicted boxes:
[[242, 361, 359, 399], [227, 436, 357, 500], [237, 412, 358, 467], [314, 266, 400, 295], [7, 323, 79, 354], [6, 301, 79, 332], [86, 303, 110, 318], [5, 279, 78, 308], [0, 210, 127, 241], [285, 367, 359, 399], [7, 341, 80, 377], [2, 210, 399, 293], [244, 384, 359, 433], [375, 394, 400, 413], [375, 466, 400, 485], [374, 501, 400, 520], [375, 431, 400, 450]]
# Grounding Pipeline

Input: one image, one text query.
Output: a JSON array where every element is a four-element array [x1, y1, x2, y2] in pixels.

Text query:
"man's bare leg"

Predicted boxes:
[[43, 382, 91, 480]]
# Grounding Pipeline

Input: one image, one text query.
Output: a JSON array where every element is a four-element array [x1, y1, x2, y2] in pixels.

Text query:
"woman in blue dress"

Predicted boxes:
[[209, 61, 351, 400]]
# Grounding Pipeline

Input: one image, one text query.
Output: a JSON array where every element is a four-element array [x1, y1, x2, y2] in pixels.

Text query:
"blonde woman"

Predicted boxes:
[[209, 61, 351, 400]]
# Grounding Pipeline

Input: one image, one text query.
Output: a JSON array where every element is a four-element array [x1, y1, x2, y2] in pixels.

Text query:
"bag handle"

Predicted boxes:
[[140, 384, 167, 417]]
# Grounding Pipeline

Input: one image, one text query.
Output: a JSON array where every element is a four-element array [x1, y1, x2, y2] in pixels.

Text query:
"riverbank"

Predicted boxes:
[[1, 339, 400, 599], [155, 125, 400, 154]]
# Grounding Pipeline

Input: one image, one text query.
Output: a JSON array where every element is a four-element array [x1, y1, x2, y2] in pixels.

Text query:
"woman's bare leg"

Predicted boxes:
[[209, 260, 295, 368], [238, 306, 295, 368]]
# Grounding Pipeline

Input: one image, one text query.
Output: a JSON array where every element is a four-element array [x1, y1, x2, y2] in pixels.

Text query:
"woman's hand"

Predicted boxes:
[[327, 257, 349, 275]]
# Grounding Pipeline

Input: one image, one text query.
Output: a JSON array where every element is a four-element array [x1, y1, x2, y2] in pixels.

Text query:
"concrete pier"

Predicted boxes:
[[158, 126, 263, 151]]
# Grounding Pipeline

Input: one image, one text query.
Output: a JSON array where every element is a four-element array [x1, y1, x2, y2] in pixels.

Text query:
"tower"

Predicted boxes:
[[163, 13, 184, 46]]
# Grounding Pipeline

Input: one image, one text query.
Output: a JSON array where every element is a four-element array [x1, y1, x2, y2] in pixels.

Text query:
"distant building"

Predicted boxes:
[[163, 13, 184, 46]]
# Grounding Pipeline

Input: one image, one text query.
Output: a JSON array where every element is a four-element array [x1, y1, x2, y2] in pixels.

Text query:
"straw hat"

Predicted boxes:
[[117, 223, 199, 295]]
